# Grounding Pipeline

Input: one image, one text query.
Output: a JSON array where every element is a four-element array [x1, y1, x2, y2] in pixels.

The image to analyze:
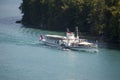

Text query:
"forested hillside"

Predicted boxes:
[[20, 0, 120, 43]]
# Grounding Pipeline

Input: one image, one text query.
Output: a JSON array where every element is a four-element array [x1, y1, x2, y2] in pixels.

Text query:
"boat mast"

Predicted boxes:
[[76, 27, 79, 39], [67, 28, 70, 32]]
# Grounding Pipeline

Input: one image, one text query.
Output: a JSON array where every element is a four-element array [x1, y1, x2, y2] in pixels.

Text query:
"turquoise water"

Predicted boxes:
[[0, 0, 120, 80]]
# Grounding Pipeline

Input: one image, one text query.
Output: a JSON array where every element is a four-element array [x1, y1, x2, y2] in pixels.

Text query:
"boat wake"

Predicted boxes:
[[0, 17, 98, 53]]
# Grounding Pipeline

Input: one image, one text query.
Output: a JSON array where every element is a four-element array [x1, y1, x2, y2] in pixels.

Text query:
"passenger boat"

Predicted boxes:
[[39, 27, 98, 52]]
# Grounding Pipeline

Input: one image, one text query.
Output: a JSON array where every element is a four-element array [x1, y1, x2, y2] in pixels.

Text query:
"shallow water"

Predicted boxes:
[[0, 0, 120, 80]]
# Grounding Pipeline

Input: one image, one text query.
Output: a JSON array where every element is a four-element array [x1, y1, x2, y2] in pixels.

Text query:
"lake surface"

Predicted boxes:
[[0, 0, 120, 80]]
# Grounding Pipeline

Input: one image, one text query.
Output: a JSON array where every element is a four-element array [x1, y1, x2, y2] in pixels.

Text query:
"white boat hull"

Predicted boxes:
[[42, 41, 62, 48], [41, 40, 98, 52], [68, 46, 98, 52]]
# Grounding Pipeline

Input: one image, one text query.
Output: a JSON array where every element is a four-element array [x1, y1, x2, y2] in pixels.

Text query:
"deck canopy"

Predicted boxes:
[[45, 35, 66, 40]]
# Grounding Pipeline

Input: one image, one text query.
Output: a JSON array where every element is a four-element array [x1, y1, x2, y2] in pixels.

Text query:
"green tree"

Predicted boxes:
[[20, 0, 120, 43]]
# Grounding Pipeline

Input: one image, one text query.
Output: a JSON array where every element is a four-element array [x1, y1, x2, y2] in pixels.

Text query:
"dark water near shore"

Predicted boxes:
[[0, 0, 120, 80]]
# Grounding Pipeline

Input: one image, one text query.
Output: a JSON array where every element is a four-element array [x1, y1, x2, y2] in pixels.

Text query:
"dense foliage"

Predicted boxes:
[[20, 0, 120, 43]]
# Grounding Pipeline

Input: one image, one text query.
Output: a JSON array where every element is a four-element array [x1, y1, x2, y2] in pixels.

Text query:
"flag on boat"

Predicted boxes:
[[39, 35, 44, 40]]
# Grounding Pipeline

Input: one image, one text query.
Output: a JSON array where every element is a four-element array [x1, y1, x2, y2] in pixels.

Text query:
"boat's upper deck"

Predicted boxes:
[[45, 35, 66, 40]]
